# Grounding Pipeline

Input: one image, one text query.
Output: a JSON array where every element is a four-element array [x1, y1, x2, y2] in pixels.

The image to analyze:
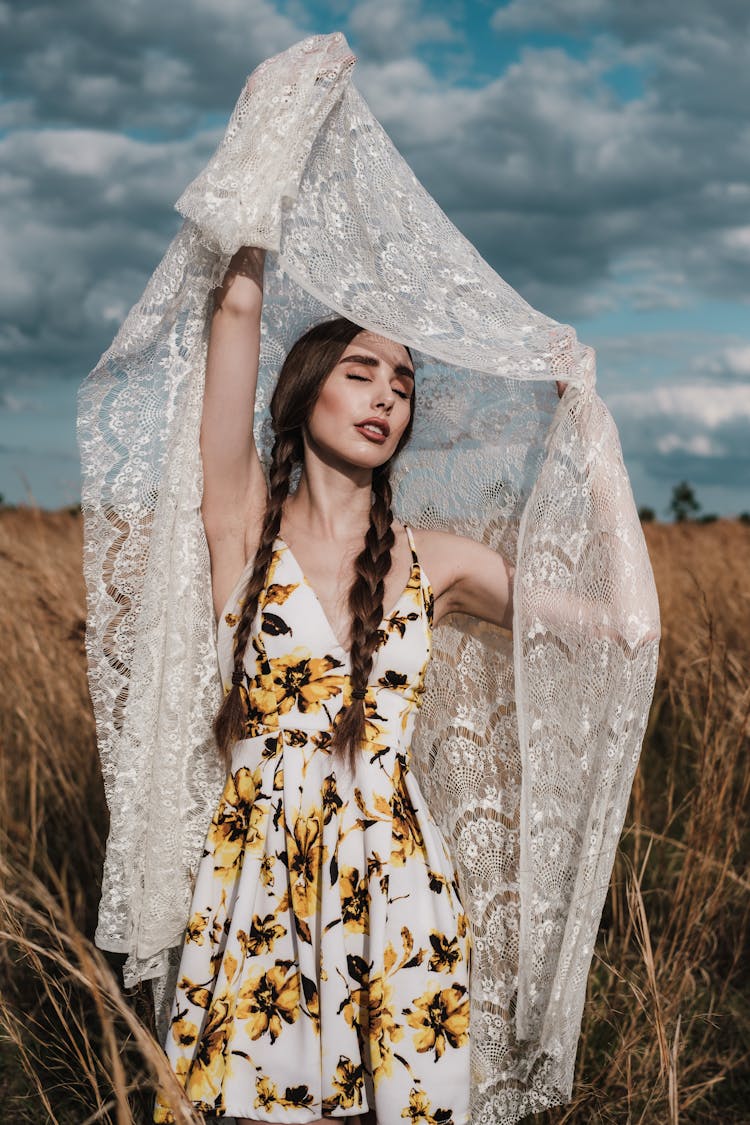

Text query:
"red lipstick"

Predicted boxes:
[[354, 417, 390, 443]]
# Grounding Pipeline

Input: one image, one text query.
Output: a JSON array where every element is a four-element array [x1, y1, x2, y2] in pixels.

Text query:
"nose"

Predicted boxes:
[[372, 379, 395, 410]]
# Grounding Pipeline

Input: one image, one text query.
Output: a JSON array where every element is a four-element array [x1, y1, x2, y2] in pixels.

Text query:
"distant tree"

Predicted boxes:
[[668, 480, 701, 522], [698, 513, 718, 524], [638, 506, 656, 522], [739, 512, 750, 526]]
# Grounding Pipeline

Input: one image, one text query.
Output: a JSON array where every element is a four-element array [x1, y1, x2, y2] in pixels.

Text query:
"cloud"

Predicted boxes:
[[3, 0, 750, 352], [1, 0, 749, 516], [348, 0, 458, 59], [0, 390, 39, 414], [608, 382, 750, 490], [0, 0, 304, 133], [702, 343, 750, 381], [491, 0, 750, 42]]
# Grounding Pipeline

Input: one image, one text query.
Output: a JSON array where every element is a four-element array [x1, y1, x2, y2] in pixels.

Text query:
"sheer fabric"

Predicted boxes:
[[77, 33, 660, 1123]]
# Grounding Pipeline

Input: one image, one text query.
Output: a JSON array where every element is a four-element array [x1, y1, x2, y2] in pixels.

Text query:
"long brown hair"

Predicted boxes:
[[213, 317, 416, 766]]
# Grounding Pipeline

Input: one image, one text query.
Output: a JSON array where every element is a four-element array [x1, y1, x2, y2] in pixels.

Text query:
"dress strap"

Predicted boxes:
[[403, 524, 434, 629]]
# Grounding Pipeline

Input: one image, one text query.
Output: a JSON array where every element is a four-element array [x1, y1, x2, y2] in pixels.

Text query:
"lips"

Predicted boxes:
[[354, 418, 390, 442]]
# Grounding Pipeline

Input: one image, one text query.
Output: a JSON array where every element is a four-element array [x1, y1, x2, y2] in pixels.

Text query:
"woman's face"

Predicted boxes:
[[304, 330, 414, 470]]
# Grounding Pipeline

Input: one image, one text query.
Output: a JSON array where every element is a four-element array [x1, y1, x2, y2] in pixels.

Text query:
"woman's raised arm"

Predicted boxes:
[[200, 246, 269, 618]]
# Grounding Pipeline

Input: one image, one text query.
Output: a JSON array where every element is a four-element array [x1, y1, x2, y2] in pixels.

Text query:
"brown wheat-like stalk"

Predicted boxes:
[[2, 507, 749, 1123]]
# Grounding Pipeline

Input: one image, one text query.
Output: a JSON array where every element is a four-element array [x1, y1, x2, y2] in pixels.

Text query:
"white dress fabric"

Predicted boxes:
[[152, 527, 471, 1122], [77, 32, 661, 1124]]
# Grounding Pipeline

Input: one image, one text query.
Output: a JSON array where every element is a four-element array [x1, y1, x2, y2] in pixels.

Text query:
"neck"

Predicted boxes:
[[283, 468, 376, 543]]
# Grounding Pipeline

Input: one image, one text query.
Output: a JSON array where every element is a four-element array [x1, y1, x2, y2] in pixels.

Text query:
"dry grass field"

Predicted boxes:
[[0, 507, 748, 1124]]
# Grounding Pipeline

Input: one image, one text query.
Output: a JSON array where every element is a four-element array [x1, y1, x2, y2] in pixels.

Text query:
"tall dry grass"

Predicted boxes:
[[1, 508, 748, 1123]]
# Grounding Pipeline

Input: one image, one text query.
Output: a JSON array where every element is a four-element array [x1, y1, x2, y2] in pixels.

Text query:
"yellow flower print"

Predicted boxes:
[[405, 984, 469, 1059], [260, 854, 275, 887], [379, 668, 409, 690], [301, 972, 320, 1034], [170, 1013, 198, 1049], [154, 1056, 193, 1123], [401, 1087, 454, 1123], [378, 610, 419, 644], [185, 910, 208, 945], [254, 1076, 279, 1111], [321, 773, 343, 823], [285, 808, 326, 920], [427, 869, 450, 894], [424, 584, 434, 626], [178, 975, 212, 1011], [280, 1085, 315, 1109], [243, 693, 280, 736], [236, 962, 300, 1043], [183, 988, 234, 1109], [322, 1055, 365, 1113], [268, 647, 346, 714], [222, 951, 239, 986], [209, 912, 226, 950], [390, 776, 425, 865], [254, 1075, 314, 1111], [237, 913, 287, 956], [427, 932, 462, 974], [265, 581, 299, 606], [383, 927, 425, 976], [404, 560, 422, 600], [207, 765, 266, 878], [364, 973, 403, 1083], [367, 850, 384, 879], [339, 865, 369, 933]]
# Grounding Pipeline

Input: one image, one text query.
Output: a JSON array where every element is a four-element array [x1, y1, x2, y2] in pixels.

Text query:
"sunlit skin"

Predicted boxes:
[[302, 333, 414, 479]]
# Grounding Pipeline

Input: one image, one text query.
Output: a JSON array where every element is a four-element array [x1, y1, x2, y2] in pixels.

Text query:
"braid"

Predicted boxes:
[[329, 463, 395, 764], [213, 432, 298, 765]]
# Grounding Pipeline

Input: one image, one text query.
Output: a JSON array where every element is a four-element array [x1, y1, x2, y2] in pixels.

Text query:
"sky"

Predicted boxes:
[[1, 0, 748, 518]]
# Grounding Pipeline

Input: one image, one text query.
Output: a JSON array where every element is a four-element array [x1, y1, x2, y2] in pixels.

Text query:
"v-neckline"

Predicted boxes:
[[275, 531, 418, 657]]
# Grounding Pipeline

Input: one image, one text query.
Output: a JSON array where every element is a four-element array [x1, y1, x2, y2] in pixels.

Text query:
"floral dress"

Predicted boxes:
[[153, 525, 471, 1124]]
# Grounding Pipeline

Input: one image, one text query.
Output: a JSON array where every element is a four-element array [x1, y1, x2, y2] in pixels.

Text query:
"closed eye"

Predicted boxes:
[[346, 373, 410, 399]]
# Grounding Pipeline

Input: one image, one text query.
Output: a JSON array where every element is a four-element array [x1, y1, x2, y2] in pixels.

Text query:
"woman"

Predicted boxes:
[[152, 244, 541, 1125], [78, 35, 658, 1125]]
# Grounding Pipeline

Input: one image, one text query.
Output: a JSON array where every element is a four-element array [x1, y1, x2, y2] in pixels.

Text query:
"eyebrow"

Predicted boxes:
[[339, 353, 415, 380]]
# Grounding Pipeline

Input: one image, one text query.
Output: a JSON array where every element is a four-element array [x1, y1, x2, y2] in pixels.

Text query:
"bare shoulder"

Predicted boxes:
[[410, 525, 515, 630], [408, 526, 503, 590]]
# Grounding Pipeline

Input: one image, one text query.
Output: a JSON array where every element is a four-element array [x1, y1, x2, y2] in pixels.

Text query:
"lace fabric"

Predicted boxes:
[[76, 32, 660, 1123]]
